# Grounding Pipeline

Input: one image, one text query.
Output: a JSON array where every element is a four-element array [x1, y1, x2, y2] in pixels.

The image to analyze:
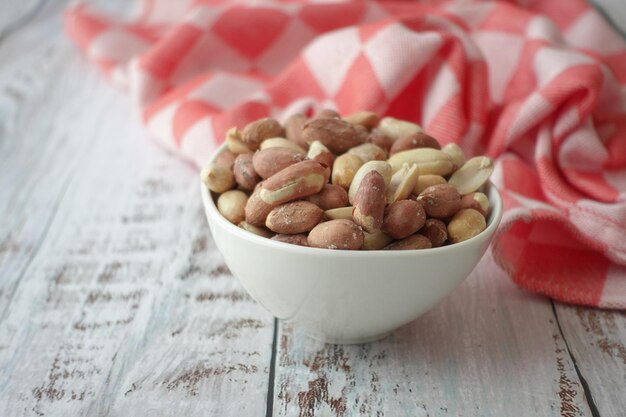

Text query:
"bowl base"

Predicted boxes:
[[303, 330, 392, 345]]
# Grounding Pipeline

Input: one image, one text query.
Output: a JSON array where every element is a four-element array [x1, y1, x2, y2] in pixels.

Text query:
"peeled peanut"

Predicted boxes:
[[259, 137, 306, 153], [271, 234, 309, 246], [448, 156, 494, 195], [214, 149, 238, 170], [384, 234, 431, 250], [414, 174, 447, 194], [259, 160, 327, 205], [460, 192, 489, 216], [377, 117, 422, 140], [332, 154, 364, 190], [252, 148, 305, 179], [343, 111, 379, 129], [389, 132, 441, 155], [217, 190, 248, 224], [307, 141, 334, 169], [387, 148, 454, 175], [226, 127, 252, 154], [307, 219, 364, 250], [382, 200, 426, 240], [448, 209, 487, 243], [201, 162, 235, 193], [348, 143, 387, 162], [266, 201, 323, 234], [239, 221, 274, 238], [348, 161, 392, 204], [362, 230, 393, 250], [387, 163, 419, 204], [242, 118, 285, 150], [245, 189, 274, 226], [302, 118, 364, 153], [417, 184, 461, 219], [420, 218, 448, 247], [306, 184, 349, 210], [353, 171, 386, 233], [324, 206, 354, 220], [233, 154, 260, 190], [284, 113, 309, 149], [442, 143, 465, 168]]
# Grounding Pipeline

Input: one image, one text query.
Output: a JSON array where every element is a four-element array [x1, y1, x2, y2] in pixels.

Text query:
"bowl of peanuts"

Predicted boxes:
[[201, 110, 502, 344]]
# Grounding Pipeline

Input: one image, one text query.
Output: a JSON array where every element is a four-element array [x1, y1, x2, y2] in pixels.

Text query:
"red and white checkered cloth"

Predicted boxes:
[[64, 0, 626, 309]]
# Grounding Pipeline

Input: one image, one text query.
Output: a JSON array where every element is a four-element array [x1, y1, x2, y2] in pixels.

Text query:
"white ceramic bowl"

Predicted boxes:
[[201, 146, 503, 344]]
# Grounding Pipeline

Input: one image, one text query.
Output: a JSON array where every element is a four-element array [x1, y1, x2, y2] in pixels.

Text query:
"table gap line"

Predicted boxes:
[[265, 317, 279, 417], [551, 299, 602, 417]]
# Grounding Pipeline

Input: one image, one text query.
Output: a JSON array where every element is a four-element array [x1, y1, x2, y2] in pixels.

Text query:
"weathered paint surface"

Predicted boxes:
[[555, 305, 626, 417], [0, 2, 273, 416], [274, 254, 594, 417]]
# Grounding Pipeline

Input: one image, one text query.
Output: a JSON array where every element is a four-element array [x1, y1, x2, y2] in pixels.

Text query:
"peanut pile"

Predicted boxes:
[[201, 110, 494, 250]]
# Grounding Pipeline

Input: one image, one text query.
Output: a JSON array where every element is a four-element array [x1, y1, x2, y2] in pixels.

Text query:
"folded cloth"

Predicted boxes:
[[64, 0, 626, 308]]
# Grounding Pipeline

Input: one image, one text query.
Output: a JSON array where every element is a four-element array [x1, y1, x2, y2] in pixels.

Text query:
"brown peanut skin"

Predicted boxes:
[[420, 218, 448, 247], [302, 118, 365, 154], [241, 118, 285, 150], [314, 109, 341, 119], [307, 219, 364, 250], [382, 200, 426, 240], [252, 148, 305, 179], [353, 171, 386, 233], [271, 234, 309, 246], [384, 234, 432, 250], [306, 184, 349, 210], [367, 131, 394, 152], [417, 184, 461, 219], [233, 153, 260, 190], [284, 113, 309, 149], [260, 160, 328, 205], [353, 124, 370, 143], [214, 149, 238, 170], [266, 201, 323, 234], [244, 189, 274, 226], [389, 132, 441, 155], [311, 150, 335, 170], [460, 192, 489, 216]]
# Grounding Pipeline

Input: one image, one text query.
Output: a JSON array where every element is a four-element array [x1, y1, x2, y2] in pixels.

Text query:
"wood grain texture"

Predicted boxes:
[[274, 253, 593, 417], [0, 1, 274, 416], [555, 305, 626, 417]]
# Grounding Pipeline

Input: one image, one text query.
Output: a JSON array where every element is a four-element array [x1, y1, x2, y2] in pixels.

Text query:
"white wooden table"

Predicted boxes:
[[1, 1, 624, 416]]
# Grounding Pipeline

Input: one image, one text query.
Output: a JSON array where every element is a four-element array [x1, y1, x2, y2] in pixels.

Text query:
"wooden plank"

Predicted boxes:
[[0, 2, 275, 416], [274, 252, 594, 417], [555, 304, 626, 417]]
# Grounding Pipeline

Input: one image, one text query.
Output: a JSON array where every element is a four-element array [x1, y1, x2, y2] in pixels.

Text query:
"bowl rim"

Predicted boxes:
[[201, 144, 503, 258]]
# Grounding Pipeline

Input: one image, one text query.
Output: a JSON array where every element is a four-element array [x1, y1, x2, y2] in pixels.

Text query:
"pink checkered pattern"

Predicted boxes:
[[64, 0, 626, 309]]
